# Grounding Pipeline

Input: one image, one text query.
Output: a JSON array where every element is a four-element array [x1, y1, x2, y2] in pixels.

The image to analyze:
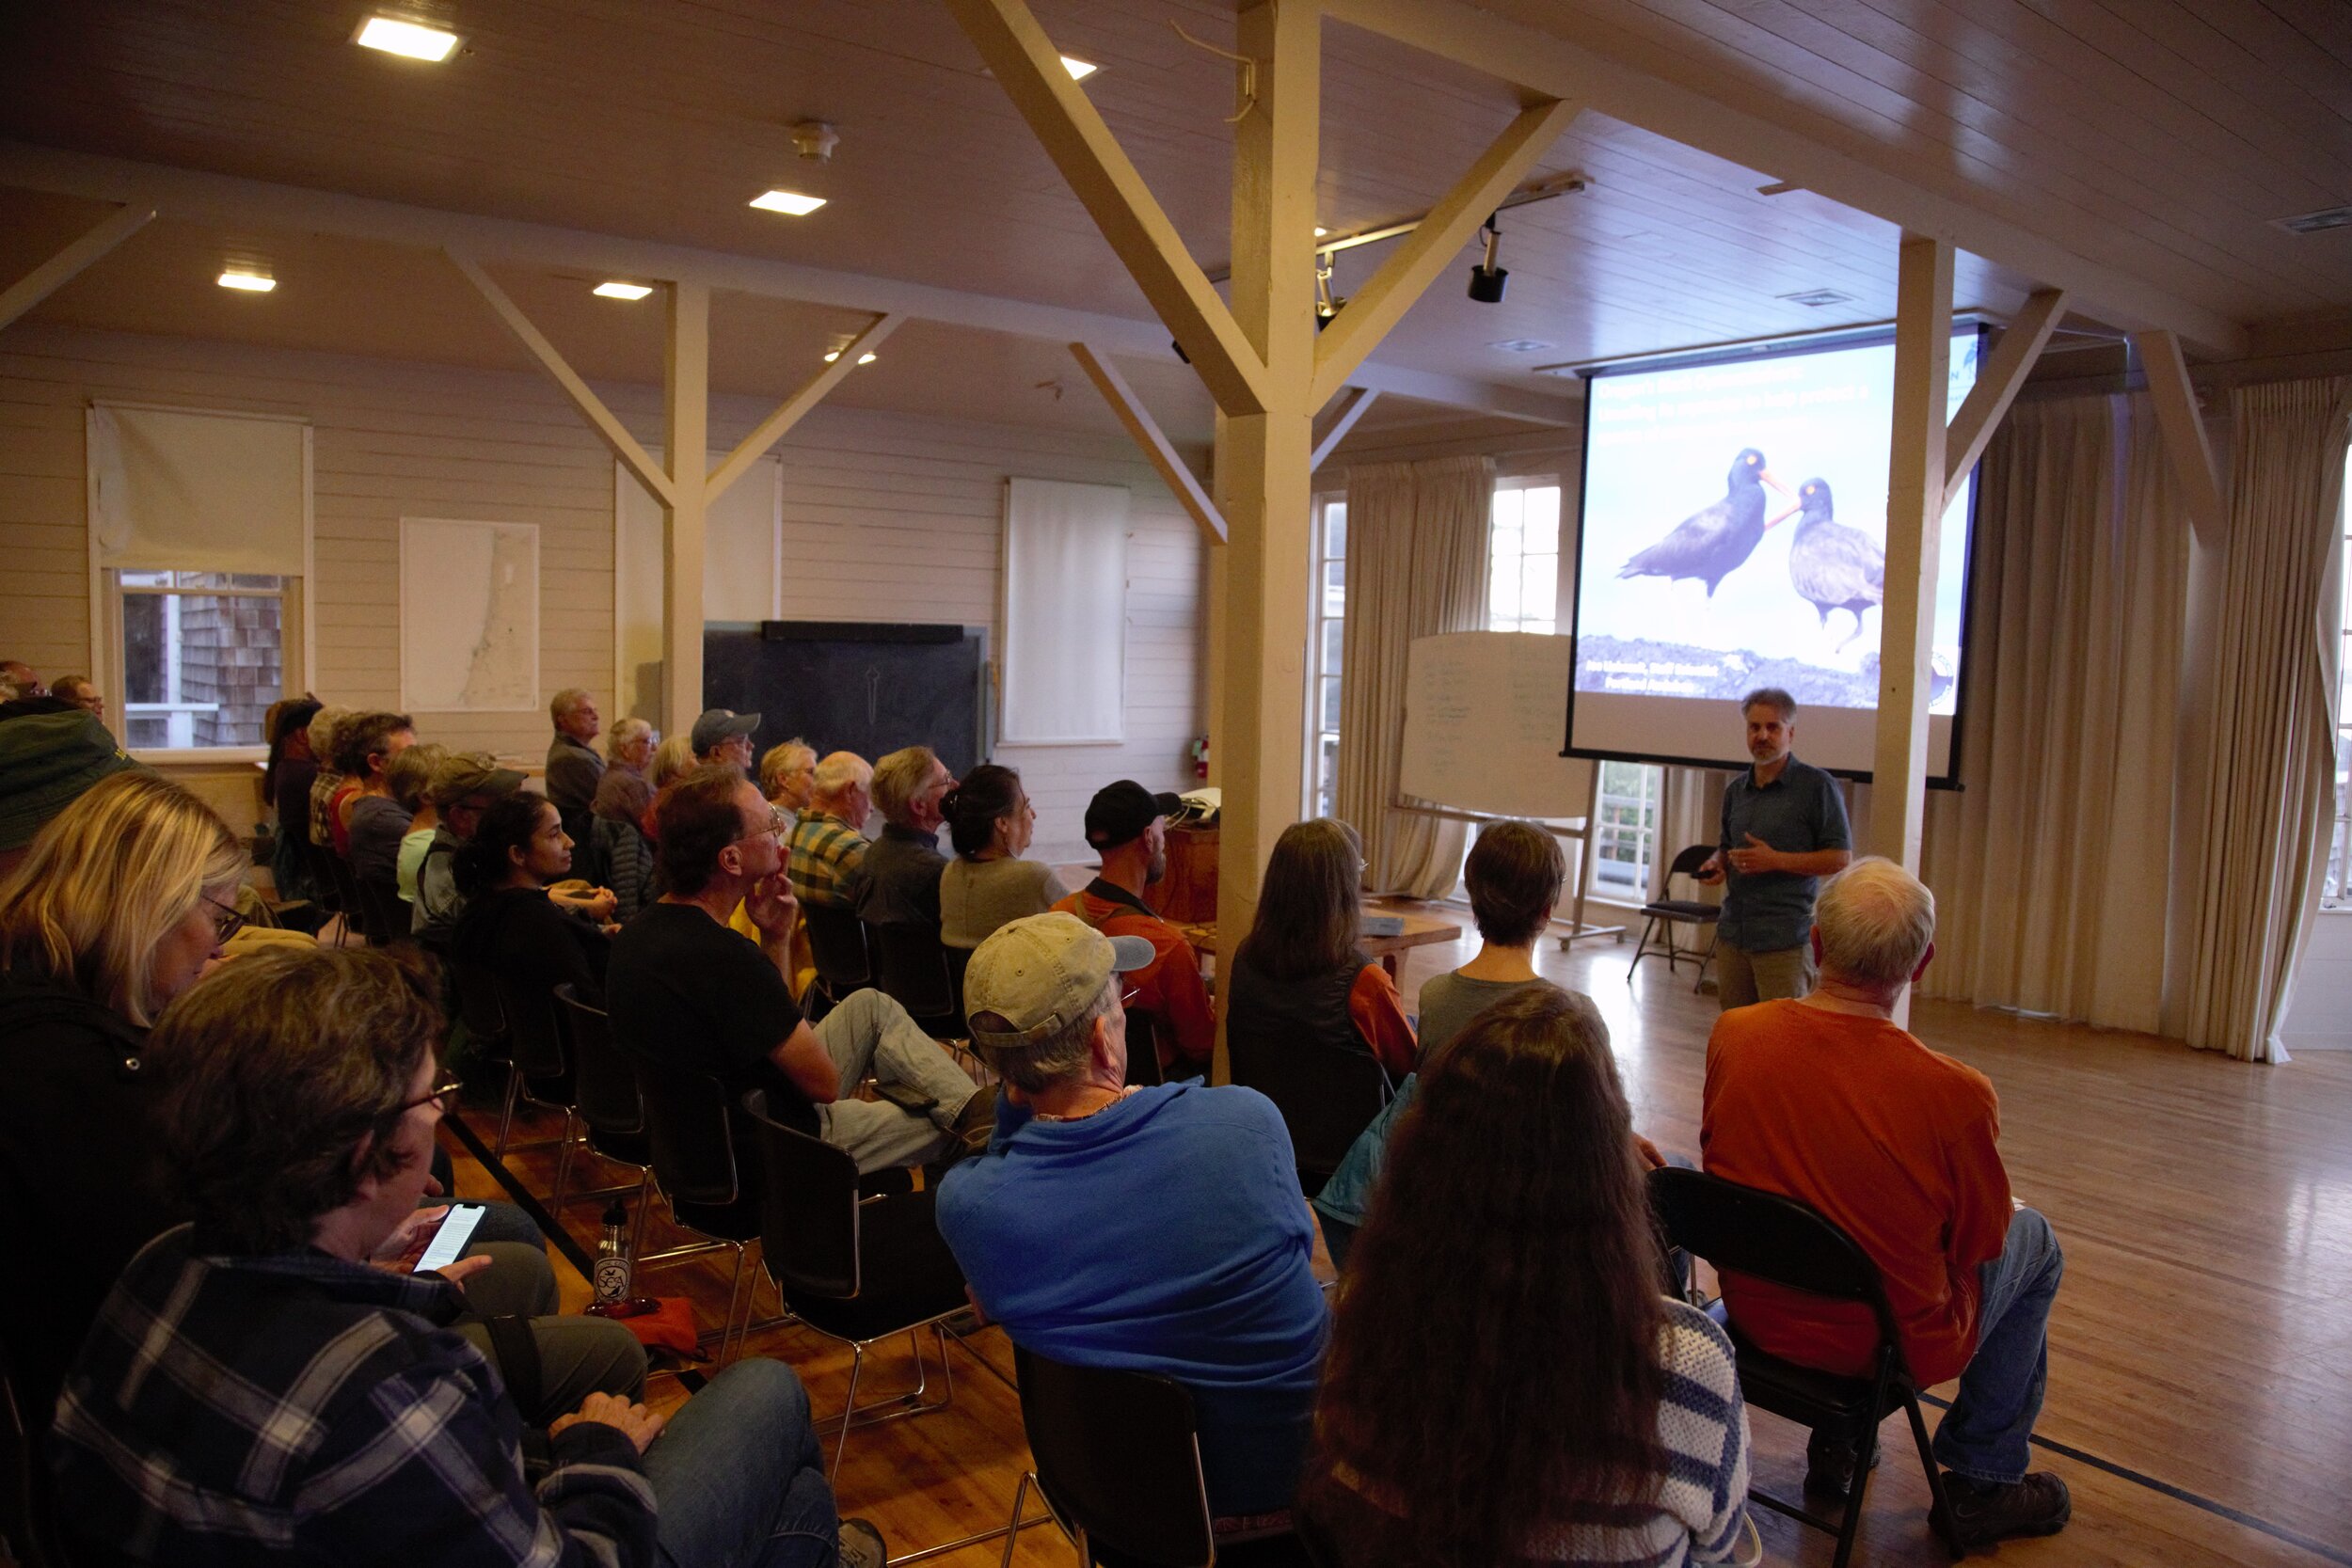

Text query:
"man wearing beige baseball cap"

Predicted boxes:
[[936, 912, 1328, 1523]]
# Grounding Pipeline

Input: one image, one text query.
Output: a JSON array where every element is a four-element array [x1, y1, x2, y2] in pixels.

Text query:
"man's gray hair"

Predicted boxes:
[[971, 981, 1118, 1094], [812, 750, 872, 798], [1815, 857, 1935, 988], [871, 745, 940, 827], [1740, 687, 1797, 722], [604, 716, 653, 760], [549, 687, 593, 723]]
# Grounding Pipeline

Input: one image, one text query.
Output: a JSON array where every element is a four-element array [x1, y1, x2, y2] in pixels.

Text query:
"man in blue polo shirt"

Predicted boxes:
[[1697, 687, 1852, 1008]]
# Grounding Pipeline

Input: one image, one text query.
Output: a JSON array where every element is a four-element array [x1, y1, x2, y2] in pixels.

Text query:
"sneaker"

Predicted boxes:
[[837, 1517, 887, 1568], [1804, 1431, 1878, 1500], [1939, 1471, 2071, 1546]]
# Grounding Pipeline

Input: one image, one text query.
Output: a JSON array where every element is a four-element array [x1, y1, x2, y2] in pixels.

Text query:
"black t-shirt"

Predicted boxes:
[[605, 901, 813, 1133], [452, 886, 610, 1006]]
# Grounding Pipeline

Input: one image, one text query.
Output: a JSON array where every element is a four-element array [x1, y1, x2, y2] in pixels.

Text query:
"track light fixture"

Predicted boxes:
[[1315, 253, 1344, 331], [1468, 211, 1507, 304]]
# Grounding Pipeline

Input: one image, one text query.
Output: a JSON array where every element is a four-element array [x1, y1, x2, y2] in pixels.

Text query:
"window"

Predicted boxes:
[[1594, 759, 1662, 895], [1487, 477, 1562, 634], [1305, 493, 1346, 818], [2327, 446, 2352, 908], [117, 572, 288, 750]]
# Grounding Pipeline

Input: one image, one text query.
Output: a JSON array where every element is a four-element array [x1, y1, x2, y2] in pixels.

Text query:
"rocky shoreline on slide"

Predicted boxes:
[[1573, 634, 1952, 708]]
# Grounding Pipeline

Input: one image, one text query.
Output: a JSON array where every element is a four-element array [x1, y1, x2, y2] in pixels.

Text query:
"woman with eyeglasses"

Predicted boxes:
[[1226, 817, 1418, 1082], [0, 773, 647, 1436], [452, 793, 613, 1007]]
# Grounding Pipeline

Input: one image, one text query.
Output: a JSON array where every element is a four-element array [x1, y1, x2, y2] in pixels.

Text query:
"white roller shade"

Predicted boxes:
[[1001, 477, 1128, 744], [89, 404, 309, 576]]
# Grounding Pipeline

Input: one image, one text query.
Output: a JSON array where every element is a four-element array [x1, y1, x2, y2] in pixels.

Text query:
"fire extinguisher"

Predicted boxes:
[[1190, 736, 1209, 782]]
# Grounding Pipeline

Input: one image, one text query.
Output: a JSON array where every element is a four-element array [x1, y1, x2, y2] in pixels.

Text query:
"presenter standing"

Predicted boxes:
[[1696, 688, 1851, 1009]]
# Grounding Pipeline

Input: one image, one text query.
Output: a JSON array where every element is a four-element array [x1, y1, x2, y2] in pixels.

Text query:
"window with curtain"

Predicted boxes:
[[1305, 492, 1346, 818], [2327, 445, 2352, 908]]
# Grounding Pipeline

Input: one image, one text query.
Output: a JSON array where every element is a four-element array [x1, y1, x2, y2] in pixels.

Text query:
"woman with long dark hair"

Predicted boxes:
[[1225, 817, 1415, 1077], [451, 793, 610, 1004], [1300, 986, 1754, 1567], [939, 764, 1068, 950]]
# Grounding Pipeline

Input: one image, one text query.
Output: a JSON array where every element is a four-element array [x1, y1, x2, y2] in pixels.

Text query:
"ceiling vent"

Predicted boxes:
[[1487, 339, 1555, 354], [2274, 204, 2352, 235], [1778, 288, 1856, 309]]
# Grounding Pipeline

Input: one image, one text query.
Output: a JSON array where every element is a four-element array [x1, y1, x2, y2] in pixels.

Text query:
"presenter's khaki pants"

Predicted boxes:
[[1715, 941, 1815, 1010]]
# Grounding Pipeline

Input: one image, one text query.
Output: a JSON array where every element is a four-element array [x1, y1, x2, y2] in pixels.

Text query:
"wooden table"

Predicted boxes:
[[1175, 905, 1462, 979]]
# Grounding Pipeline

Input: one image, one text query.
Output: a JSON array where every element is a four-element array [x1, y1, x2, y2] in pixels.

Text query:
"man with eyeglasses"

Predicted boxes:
[[50, 944, 884, 1568], [607, 767, 993, 1175]]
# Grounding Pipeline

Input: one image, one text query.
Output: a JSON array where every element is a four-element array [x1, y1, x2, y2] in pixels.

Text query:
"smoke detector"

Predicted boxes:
[[789, 120, 839, 162]]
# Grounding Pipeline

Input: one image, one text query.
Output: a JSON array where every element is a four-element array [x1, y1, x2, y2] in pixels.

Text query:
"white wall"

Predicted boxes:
[[0, 324, 1208, 860]]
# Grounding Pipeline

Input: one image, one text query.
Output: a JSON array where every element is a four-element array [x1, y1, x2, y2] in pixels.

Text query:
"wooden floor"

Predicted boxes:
[[445, 902, 2352, 1567]]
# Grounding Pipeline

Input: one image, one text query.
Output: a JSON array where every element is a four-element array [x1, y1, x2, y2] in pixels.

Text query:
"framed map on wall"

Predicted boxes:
[[400, 517, 540, 712]]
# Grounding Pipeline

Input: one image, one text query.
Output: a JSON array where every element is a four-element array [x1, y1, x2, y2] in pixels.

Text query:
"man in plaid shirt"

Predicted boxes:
[[787, 751, 874, 909], [47, 946, 882, 1568]]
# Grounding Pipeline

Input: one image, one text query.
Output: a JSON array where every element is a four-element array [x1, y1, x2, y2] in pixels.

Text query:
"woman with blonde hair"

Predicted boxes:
[[0, 771, 246, 1427], [646, 733, 698, 796]]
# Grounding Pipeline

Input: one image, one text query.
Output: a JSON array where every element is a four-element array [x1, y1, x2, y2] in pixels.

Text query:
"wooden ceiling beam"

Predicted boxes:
[[0, 201, 153, 334], [1311, 386, 1380, 469], [1311, 98, 1579, 406], [1070, 342, 1226, 545], [707, 312, 902, 503], [2133, 329, 2229, 548], [943, 0, 1271, 417], [446, 248, 675, 507], [1943, 287, 2068, 515], [1324, 0, 2248, 360]]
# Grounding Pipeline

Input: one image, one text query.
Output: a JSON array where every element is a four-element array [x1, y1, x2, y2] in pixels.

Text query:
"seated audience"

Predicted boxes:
[[412, 752, 527, 936], [46, 943, 884, 1568], [387, 741, 449, 905], [1052, 780, 1214, 1079], [333, 709, 418, 859], [606, 714, 657, 783], [1311, 818, 1570, 1266], [938, 912, 1327, 1520], [761, 736, 818, 817], [305, 704, 354, 849], [854, 744, 952, 928], [692, 706, 761, 774], [940, 764, 1068, 950], [0, 657, 42, 697], [545, 686, 605, 840], [0, 704, 141, 884], [1702, 857, 2069, 1546], [1226, 817, 1416, 1080], [607, 768, 989, 1174], [788, 750, 873, 910], [0, 773, 639, 1434], [49, 673, 103, 723], [452, 793, 612, 1005], [647, 731, 698, 796], [1300, 986, 1754, 1566], [584, 762, 659, 924], [264, 695, 326, 901], [351, 735, 437, 895]]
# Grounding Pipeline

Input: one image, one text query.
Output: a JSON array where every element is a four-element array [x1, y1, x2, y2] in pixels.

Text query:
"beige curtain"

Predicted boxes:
[[1914, 395, 2189, 1032], [1336, 455, 1494, 897], [2181, 376, 2352, 1061], [1654, 766, 1733, 904]]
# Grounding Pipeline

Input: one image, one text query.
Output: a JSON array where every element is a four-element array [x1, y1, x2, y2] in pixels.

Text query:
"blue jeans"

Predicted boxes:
[[1931, 1207, 2063, 1484], [644, 1357, 843, 1568]]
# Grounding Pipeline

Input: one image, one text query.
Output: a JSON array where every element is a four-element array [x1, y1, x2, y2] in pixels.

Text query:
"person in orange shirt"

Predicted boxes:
[[1701, 857, 2069, 1550], [1053, 781, 1215, 1079], [1225, 818, 1417, 1081]]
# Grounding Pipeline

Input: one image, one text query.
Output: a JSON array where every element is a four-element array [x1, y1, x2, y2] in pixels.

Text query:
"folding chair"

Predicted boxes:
[[869, 921, 965, 1040], [1226, 1031, 1391, 1196], [1648, 1166, 1964, 1567], [1627, 844, 1721, 992]]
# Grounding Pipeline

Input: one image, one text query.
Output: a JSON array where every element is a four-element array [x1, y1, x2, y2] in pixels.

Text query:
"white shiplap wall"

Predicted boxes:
[[0, 325, 1208, 860]]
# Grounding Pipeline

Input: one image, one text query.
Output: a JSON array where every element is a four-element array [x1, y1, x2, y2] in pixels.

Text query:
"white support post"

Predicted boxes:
[[2133, 329, 2228, 549], [0, 202, 154, 334], [1311, 386, 1380, 470], [1869, 232, 1954, 885], [1070, 343, 1227, 544], [663, 283, 711, 731]]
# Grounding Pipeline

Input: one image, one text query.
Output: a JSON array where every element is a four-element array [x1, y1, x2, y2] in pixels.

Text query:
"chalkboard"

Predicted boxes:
[[702, 623, 988, 780], [1400, 631, 1595, 822]]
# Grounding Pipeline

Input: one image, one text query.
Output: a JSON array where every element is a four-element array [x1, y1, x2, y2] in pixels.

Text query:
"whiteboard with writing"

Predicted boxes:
[[1400, 631, 1595, 821]]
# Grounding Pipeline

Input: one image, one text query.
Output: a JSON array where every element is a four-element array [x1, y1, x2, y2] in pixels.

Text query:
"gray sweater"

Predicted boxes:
[[940, 856, 1071, 950]]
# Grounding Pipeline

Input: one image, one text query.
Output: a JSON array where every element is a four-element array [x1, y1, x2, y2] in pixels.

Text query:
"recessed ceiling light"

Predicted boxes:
[[822, 350, 878, 365], [217, 270, 276, 293], [750, 188, 827, 216], [1060, 55, 1100, 80], [592, 281, 653, 300], [354, 14, 461, 61], [1488, 338, 1554, 354], [1313, 227, 1328, 238]]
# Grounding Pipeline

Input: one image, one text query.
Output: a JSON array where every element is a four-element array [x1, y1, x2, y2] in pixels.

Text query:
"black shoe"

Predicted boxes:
[[837, 1518, 887, 1568], [1804, 1431, 1879, 1500], [928, 1088, 998, 1176], [1939, 1471, 2072, 1546]]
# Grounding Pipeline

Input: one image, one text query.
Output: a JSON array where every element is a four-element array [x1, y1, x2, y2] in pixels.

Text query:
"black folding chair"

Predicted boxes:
[[552, 985, 656, 1241], [356, 873, 409, 947], [1628, 844, 1721, 992], [486, 971, 580, 1174], [803, 902, 872, 1018], [1227, 1032, 1391, 1196], [1648, 1166, 1964, 1567], [869, 921, 964, 1039], [1, 1339, 67, 1568], [617, 1045, 771, 1360], [743, 1093, 970, 1479], [1008, 1347, 1306, 1568]]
